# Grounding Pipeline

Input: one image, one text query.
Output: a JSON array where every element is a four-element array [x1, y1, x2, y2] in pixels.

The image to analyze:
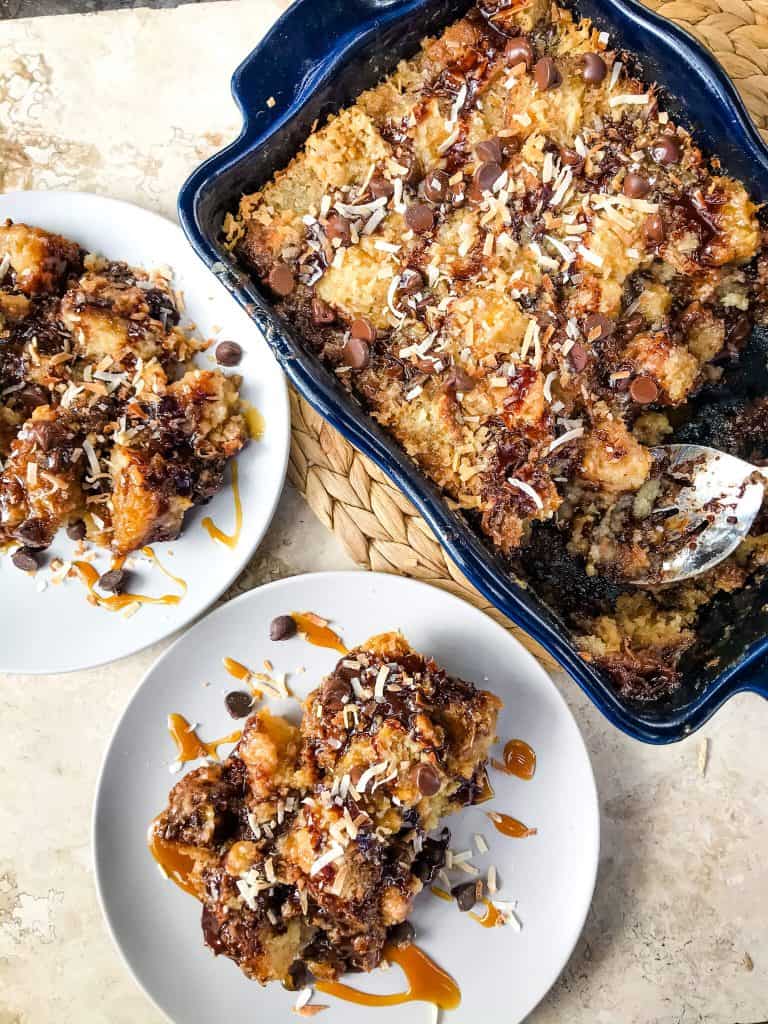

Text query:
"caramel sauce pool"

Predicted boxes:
[[487, 811, 538, 839], [291, 612, 348, 653], [167, 713, 241, 764], [202, 461, 242, 549], [493, 739, 537, 780], [243, 403, 265, 440], [72, 546, 186, 611], [148, 824, 199, 898], [317, 943, 460, 1010]]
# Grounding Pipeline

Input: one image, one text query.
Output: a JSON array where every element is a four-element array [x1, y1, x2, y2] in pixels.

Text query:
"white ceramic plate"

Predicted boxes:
[[0, 191, 289, 674], [94, 571, 599, 1024]]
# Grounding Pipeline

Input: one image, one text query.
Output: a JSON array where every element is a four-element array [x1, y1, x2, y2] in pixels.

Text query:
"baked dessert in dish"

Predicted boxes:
[[0, 221, 248, 565], [229, 0, 768, 699], [150, 632, 501, 985]]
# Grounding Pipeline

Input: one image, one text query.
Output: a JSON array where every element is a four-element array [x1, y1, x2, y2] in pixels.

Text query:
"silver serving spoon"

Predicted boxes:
[[633, 444, 767, 585]]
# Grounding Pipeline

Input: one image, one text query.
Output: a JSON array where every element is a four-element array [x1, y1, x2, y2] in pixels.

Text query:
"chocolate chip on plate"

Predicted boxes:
[[534, 56, 561, 91], [473, 161, 504, 193], [388, 921, 415, 948], [569, 341, 589, 372], [413, 763, 441, 796], [343, 337, 371, 370], [623, 172, 651, 198], [225, 690, 254, 719], [266, 263, 295, 296], [474, 137, 502, 164], [369, 173, 394, 199], [214, 340, 243, 366], [583, 313, 614, 341], [405, 202, 435, 234], [66, 519, 86, 542], [11, 546, 38, 573], [644, 212, 665, 244], [650, 134, 682, 165], [581, 52, 606, 84], [15, 518, 49, 549], [270, 614, 297, 641], [505, 36, 533, 68], [630, 375, 659, 404], [452, 880, 482, 912], [350, 317, 377, 343], [98, 569, 127, 594], [311, 296, 335, 325], [423, 169, 449, 203]]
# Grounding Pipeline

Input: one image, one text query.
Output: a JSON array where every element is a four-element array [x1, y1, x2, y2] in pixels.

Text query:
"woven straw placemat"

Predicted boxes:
[[287, 0, 768, 669]]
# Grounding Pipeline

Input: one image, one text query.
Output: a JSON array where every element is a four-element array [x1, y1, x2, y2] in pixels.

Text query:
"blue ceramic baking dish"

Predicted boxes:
[[178, 0, 768, 743]]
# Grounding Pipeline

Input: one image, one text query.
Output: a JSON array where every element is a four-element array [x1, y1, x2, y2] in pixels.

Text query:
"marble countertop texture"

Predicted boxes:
[[0, 3, 765, 1023]]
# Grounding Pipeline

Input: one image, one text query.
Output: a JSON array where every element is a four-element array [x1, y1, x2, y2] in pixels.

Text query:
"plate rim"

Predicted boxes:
[[0, 189, 291, 676], [92, 569, 600, 1024]]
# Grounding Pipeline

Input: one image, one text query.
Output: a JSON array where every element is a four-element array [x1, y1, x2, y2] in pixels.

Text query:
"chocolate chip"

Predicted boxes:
[[473, 161, 504, 193], [343, 337, 371, 370], [412, 763, 441, 796], [452, 881, 480, 912], [388, 921, 415, 948], [404, 203, 435, 234], [225, 691, 254, 719], [650, 134, 682, 165], [369, 173, 394, 199], [321, 675, 352, 710], [423, 169, 449, 203], [630, 375, 659, 404], [443, 367, 475, 393], [283, 960, 314, 992], [583, 313, 614, 341], [623, 172, 650, 198], [350, 317, 377, 343], [534, 56, 561, 91], [324, 212, 351, 245], [270, 614, 297, 641], [581, 52, 606, 84], [98, 569, 127, 594], [728, 314, 752, 346], [569, 341, 589, 372], [474, 137, 502, 164], [398, 268, 425, 296], [66, 519, 86, 541], [214, 340, 243, 367], [311, 297, 335, 325], [15, 518, 49, 549], [644, 213, 665, 244], [28, 421, 58, 451], [505, 36, 533, 68], [11, 546, 38, 572], [266, 264, 295, 297]]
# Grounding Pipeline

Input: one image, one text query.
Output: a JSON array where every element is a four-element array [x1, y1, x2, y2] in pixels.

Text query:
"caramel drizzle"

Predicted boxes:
[[492, 738, 536, 780], [148, 822, 200, 898], [469, 898, 504, 928], [317, 943, 461, 1010], [475, 769, 495, 804], [486, 811, 537, 838], [202, 460, 242, 549], [167, 713, 241, 764], [291, 611, 348, 653], [72, 546, 186, 611], [222, 656, 252, 682], [242, 402, 265, 441]]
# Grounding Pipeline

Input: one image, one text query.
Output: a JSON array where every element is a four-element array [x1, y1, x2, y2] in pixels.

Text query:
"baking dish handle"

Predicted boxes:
[[732, 650, 768, 700]]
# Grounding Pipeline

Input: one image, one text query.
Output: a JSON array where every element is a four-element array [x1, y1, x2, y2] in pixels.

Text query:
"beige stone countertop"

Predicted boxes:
[[0, 3, 766, 1023]]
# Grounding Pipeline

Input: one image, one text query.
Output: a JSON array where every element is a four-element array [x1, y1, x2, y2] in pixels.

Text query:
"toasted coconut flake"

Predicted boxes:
[[506, 477, 544, 511], [548, 426, 584, 453], [309, 843, 345, 877], [474, 833, 489, 855], [487, 864, 497, 894]]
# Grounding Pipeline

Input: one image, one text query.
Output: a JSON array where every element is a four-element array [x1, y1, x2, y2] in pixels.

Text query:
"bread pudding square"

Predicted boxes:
[[151, 632, 501, 986]]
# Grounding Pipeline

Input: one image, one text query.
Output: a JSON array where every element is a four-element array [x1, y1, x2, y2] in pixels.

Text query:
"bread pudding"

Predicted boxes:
[[0, 221, 248, 566], [150, 632, 501, 986], [229, 0, 768, 699]]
